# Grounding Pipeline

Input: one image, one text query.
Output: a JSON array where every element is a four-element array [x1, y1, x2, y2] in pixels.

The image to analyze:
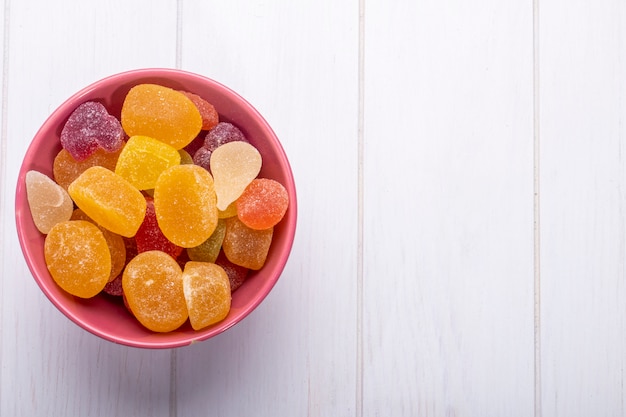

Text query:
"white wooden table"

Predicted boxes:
[[1, 0, 624, 415]]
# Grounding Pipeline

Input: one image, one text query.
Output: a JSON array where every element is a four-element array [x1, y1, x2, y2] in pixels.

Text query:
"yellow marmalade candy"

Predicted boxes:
[[115, 135, 181, 190], [68, 166, 146, 238]]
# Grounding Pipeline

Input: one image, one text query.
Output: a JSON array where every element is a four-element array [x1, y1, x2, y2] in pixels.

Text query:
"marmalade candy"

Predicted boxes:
[[68, 166, 146, 237], [154, 164, 218, 248], [122, 250, 188, 332], [135, 197, 183, 259], [60, 101, 124, 161], [71, 208, 126, 282], [187, 219, 226, 263], [45, 220, 111, 298], [115, 135, 181, 190], [121, 84, 202, 150], [182, 261, 231, 330], [222, 216, 273, 270], [210, 141, 262, 211], [25, 170, 74, 234], [53, 145, 124, 190], [237, 178, 289, 230], [179, 91, 219, 131]]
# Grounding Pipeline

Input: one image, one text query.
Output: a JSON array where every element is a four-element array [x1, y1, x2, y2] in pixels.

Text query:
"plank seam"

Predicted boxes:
[[170, 2, 183, 416], [356, 0, 365, 416], [533, 0, 542, 414], [0, 0, 10, 413]]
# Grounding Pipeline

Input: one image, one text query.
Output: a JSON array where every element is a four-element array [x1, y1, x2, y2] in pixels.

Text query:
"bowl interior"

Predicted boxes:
[[15, 69, 297, 348]]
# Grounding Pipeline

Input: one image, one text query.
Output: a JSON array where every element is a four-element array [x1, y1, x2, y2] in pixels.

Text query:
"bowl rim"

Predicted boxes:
[[15, 68, 297, 349]]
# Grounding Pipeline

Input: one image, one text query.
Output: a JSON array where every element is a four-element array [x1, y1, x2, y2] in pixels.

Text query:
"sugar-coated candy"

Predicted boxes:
[[45, 220, 111, 298], [68, 166, 146, 237], [179, 91, 219, 131], [60, 101, 124, 161], [115, 135, 181, 190], [204, 122, 247, 151], [237, 178, 289, 230], [178, 149, 194, 165], [183, 132, 206, 158], [210, 141, 262, 211], [71, 208, 126, 282], [136, 197, 183, 259], [182, 262, 231, 330], [192, 146, 212, 172], [25, 170, 74, 234], [121, 84, 202, 150], [103, 274, 124, 297], [53, 146, 124, 190], [218, 201, 238, 219], [215, 250, 248, 292], [222, 216, 273, 270], [154, 164, 218, 248], [187, 219, 226, 263], [122, 250, 188, 332]]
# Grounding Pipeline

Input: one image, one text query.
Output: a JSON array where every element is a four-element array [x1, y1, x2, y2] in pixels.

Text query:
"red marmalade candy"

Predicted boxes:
[[135, 197, 183, 259], [60, 101, 124, 161]]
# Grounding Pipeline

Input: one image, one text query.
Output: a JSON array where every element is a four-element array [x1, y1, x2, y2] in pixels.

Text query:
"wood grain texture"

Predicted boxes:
[[176, 1, 360, 416], [362, 0, 535, 414], [2, 0, 626, 415], [539, 0, 626, 415], [0, 1, 177, 416]]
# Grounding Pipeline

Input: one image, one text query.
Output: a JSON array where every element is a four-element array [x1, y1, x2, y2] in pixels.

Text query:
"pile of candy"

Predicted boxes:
[[25, 83, 289, 333]]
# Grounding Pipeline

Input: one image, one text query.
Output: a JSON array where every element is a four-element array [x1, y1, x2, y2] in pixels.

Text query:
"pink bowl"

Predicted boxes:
[[15, 68, 297, 348]]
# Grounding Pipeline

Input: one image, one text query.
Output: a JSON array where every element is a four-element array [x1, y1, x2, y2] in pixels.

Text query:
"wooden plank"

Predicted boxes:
[[362, 0, 535, 414], [176, 1, 360, 416], [539, 0, 626, 415], [0, 1, 177, 416]]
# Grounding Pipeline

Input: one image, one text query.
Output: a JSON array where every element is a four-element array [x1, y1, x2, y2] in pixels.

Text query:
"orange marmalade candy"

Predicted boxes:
[[121, 84, 202, 150], [115, 135, 181, 190], [210, 141, 262, 210], [222, 216, 273, 270], [71, 209, 126, 282], [182, 262, 231, 330], [122, 250, 188, 332], [25, 170, 74, 234], [154, 164, 218, 248], [68, 166, 146, 237], [53, 146, 124, 190], [45, 220, 111, 298], [236, 178, 289, 230]]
